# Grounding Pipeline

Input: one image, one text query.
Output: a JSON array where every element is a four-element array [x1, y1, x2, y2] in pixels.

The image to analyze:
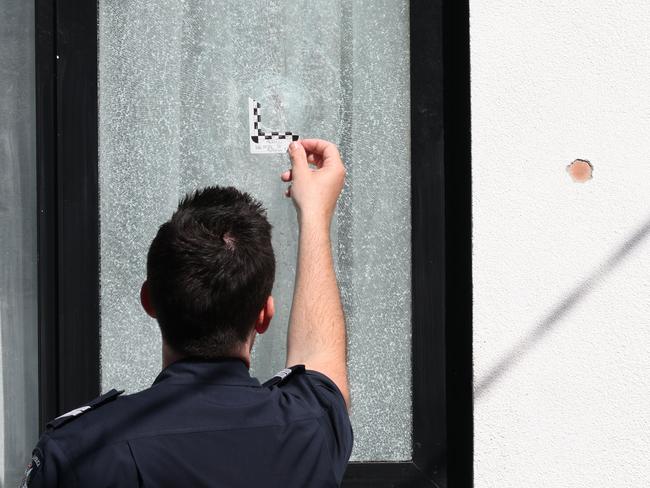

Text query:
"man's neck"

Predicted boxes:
[[162, 342, 185, 369], [161, 341, 252, 369]]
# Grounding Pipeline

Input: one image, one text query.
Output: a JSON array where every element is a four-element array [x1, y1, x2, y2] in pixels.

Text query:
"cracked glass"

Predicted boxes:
[[99, 0, 411, 461]]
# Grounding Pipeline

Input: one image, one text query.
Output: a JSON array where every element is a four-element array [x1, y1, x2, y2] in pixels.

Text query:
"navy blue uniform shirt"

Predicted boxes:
[[23, 358, 353, 487]]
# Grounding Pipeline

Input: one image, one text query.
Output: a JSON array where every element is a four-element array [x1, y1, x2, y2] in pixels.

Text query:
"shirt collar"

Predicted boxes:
[[152, 357, 261, 387]]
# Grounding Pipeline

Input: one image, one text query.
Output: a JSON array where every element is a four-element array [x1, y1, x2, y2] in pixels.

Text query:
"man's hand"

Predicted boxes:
[[281, 140, 346, 227], [281, 139, 350, 409]]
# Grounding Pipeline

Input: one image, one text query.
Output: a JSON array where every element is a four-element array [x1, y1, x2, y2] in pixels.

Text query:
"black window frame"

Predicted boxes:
[[35, 1, 472, 486]]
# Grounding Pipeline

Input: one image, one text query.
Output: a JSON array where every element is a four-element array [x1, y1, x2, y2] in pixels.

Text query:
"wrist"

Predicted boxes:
[[297, 212, 332, 236]]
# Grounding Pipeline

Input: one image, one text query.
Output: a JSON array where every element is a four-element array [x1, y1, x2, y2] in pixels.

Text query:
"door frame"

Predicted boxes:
[[35, 1, 472, 486], [36, 0, 101, 427]]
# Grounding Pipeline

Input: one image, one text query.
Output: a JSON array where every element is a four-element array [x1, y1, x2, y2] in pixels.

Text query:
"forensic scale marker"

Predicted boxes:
[[249, 98, 299, 154]]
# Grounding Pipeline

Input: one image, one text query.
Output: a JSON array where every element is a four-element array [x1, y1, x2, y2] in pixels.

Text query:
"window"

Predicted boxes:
[[35, 1, 471, 485], [98, 0, 412, 462]]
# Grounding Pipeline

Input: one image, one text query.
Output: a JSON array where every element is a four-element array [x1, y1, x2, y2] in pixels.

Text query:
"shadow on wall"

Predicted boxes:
[[474, 216, 650, 399]]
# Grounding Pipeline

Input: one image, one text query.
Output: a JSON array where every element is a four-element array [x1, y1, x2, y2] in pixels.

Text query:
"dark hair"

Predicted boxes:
[[146, 186, 275, 358]]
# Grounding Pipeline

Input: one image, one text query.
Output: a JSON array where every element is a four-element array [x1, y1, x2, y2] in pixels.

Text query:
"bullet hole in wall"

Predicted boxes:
[[567, 159, 593, 182]]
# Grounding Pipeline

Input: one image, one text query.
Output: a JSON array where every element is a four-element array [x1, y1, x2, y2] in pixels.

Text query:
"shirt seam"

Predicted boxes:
[[153, 381, 262, 388], [43, 433, 80, 488], [105, 413, 328, 447], [304, 371, 347, 405]]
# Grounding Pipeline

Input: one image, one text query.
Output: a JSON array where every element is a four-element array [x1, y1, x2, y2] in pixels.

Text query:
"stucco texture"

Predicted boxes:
[[471, 1, 650, 486]]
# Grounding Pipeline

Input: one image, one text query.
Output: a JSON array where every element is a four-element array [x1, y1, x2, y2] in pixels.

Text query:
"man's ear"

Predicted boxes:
[[140, 280, 157, 318], [254, 295, 274, 334]]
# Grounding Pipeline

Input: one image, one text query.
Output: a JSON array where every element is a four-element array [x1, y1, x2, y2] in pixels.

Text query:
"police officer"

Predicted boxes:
[[23, 139, 352, 487]]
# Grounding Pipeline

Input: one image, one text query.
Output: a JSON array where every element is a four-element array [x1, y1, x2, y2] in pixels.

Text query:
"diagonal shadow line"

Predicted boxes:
[[474, 217, 650, 400]]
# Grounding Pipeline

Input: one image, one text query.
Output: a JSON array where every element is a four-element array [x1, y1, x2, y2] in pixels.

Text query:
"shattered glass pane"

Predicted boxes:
[[98, 0, 411, 461]]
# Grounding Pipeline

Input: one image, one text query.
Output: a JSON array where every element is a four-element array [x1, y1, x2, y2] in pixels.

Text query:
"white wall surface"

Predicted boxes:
[[471, 1, 650, 486]]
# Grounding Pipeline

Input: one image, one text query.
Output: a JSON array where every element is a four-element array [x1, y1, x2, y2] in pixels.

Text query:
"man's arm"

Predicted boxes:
[[280, 139, 350, 408]]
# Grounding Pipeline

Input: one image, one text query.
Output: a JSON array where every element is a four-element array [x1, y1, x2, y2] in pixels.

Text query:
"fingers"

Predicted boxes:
[[280, 169, 292, 182], [283, 139, 344, 200], [281, 169, 292, 198], [300, 139, 331, 155], [307, 153, 324, 168], [299, 139, 341, 168], [288, 141, 308, 174]]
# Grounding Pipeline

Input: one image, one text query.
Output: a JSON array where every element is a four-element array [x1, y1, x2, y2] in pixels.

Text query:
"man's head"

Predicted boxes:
[[141, 186, 275, 359]]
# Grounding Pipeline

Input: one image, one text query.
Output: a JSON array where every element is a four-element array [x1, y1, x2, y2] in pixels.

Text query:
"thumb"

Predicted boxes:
[[288, 141, 308, 175]]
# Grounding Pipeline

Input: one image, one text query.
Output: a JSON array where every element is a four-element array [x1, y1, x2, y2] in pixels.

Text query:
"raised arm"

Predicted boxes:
[[280, 139, 349, 408]]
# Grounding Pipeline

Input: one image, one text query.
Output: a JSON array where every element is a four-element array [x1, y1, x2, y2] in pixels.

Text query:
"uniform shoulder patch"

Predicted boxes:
[[262, 364, 305, 388], [20, 452, 41, 487], [46, 388, 124, 430]]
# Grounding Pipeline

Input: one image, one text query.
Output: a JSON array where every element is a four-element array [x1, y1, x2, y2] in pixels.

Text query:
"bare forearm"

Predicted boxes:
[[287, 220, 346, 367], [282, 140, 349, 407]]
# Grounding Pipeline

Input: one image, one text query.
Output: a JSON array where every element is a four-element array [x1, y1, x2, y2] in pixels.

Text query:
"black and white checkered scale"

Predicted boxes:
[[249, 101, 299, 144]]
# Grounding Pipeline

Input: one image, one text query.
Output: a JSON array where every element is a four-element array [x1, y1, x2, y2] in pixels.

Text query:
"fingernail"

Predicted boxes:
[[289, 141, 300, 152]]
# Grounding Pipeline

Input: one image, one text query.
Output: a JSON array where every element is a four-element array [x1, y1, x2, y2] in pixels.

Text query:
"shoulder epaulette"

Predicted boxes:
[[262, 365, 305, 388], [46, 389, 124, 430]]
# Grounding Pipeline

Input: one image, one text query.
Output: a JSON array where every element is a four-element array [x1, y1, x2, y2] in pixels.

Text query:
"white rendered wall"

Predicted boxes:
[[471, 1, 650, 486]]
